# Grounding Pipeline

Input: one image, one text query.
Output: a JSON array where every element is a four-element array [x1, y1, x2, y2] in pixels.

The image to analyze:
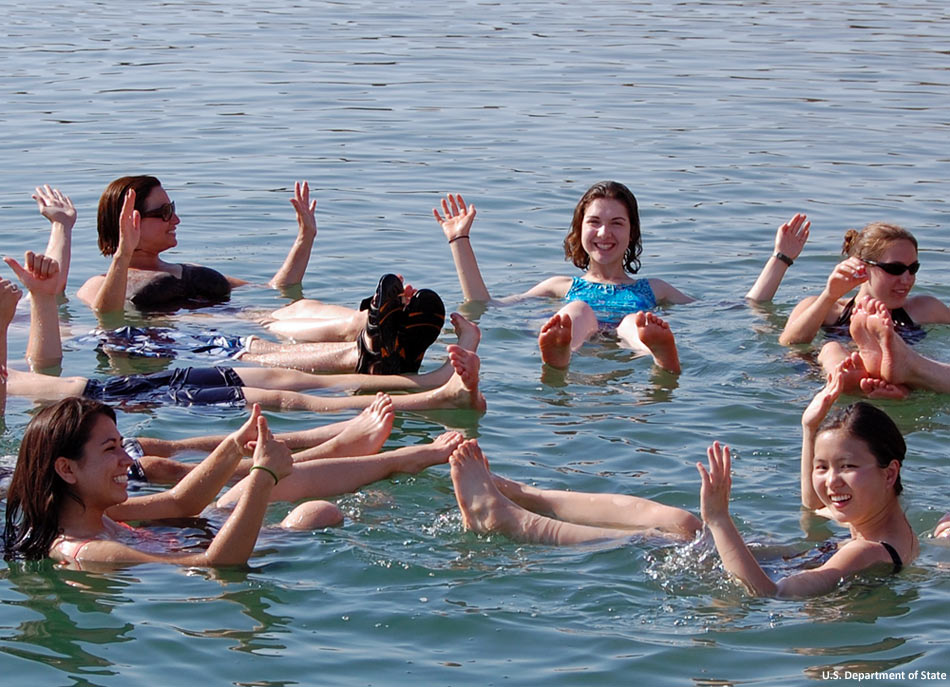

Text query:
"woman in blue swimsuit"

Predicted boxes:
[[434, 181, 692, 373]]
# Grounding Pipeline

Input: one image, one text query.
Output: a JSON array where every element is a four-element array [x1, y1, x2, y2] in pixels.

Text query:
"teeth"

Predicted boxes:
[[829, 494, 850, 503], [114, 474, 128, 484]]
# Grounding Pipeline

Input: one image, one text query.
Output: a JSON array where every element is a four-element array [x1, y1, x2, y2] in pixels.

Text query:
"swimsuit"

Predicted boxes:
[[564, 277, 657, 327], [74, 325, 247, 361], [128, 264, 231, 309], [791, 538, 903, 574], [82, 366, 247, 408], [879, 541, 903, 574], [824, 296, 925, 344]]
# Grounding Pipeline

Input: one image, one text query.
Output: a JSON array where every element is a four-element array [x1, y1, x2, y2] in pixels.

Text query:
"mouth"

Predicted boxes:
[[828, 493, 851, 507], [114, 474, 129, 485]]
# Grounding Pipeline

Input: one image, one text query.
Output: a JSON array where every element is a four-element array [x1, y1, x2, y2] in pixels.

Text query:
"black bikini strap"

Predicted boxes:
[[880, 541, 903, 573]]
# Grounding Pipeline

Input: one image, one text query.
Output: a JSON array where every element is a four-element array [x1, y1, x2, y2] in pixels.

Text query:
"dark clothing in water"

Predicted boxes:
[[880, 541, 903, 574], [823, 296, 925, 344], [82, 366, 246, 407], [129, 264, 231, 309]]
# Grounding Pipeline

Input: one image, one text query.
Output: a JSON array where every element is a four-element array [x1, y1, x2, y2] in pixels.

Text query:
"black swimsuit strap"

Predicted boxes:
[[879, 541, 903, 573]]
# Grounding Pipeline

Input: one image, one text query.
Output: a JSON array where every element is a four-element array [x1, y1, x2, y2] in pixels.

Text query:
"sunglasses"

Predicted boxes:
[[140, 200, 176, 222], [861, 258, 920, 276]]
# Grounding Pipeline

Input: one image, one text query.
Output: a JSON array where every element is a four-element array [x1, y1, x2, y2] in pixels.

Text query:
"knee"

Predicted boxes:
[[281, 500, 344, 530]]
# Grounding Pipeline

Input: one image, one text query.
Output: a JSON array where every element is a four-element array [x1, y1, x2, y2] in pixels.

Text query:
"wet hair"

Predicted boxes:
[[563, 180, 642, 274], [3, 398, 117, 560], [818, 401, 905, 496], [97, 175, 163, 256], [841, 222, 918, 262]]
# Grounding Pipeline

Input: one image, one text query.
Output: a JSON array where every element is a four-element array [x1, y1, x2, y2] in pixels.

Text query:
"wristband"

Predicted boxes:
[[448, 235, 470, 245], [249, 465, 279, 485], [774, 252, 794, 267]]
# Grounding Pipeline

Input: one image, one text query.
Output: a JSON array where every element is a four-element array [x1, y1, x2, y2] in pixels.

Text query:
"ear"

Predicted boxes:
[[54, 456, 79, 484], [883, 459, 900, 489]]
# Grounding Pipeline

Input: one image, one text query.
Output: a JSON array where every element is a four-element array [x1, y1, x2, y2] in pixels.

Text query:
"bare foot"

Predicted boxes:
[[864, 298, 906, 385], [451, 312, 481, 352], [538, 313, 572, 369], [400, 430, 465, 472], [450, 439, 523, 535], [321, 393, 395, 457], [935, 514, 950, 539], [634, 311, 680, 373], [859, 376, 910, 400], [850, 297, 884, 378], [437, 345, 487, 410]]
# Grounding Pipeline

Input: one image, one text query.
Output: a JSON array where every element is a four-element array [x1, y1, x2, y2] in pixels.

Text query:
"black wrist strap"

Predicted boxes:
[[774, 252, 794, 267]]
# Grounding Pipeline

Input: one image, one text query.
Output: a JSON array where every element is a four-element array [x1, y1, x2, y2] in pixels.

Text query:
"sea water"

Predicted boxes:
[[1, 1, 949, 684]]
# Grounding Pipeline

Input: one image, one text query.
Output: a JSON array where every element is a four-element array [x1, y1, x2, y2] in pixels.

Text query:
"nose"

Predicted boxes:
[[118, 448, 134, 469]]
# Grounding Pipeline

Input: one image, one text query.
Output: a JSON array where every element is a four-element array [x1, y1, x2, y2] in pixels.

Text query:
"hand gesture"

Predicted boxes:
[[0, 278, 22, 325], [251, 414, 293, 483], [824, 256, 867, 301], [4, 252, 60, 298], [289, 180, 317, 240], [433, 193, 476, 242], [229, 403, 264, 454], [697, 441, 732, 526], [774, 213, 809, 260], [33, 185, 76, 229], [802, 356, 849, 432], [115, 189, 141, 258]]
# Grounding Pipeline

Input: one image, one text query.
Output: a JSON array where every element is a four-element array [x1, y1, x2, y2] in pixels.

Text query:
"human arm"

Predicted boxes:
[[268, 180, 317, 288], [698, 442, 778, 596], [108, 405, 267, 521], [34, 185, 76, 295], [0, 279, 21, 414], [745, 213, 810, 302], [800, 361, 846, 510], [779, 257, 867, 345], [434, 193, 491, 301], [906, 294, 950, 326], [4, 252, 63, 368], [772, 540, 900, 598], [87, 189, 140, 313], [648, 278, 694, 305]]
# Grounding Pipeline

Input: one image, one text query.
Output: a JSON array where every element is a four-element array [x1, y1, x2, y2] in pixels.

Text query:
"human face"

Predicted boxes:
[[862, 239, 917, 310], [68, 415, 133, 510], [812, 429, 898, 526], [138, 185, 180, 254], [579, 197, 631, 269]]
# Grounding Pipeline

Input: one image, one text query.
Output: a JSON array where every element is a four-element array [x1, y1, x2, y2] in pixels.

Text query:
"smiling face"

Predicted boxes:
[[812, 429, 899, 525], [62, 414, 133, 510], [861, 238, 918, 310], [137, 185, 180, 254], [579, 197, 632, 269]]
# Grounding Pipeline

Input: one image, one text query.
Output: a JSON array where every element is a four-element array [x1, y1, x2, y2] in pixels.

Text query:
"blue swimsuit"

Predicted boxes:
[[564, 277, 657, 327]]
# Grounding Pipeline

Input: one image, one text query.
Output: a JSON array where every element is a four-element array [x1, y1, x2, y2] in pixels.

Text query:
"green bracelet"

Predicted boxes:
[[249, 465, 279, 485]]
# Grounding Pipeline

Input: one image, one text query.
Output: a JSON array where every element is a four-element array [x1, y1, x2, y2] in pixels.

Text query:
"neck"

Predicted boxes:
[[847, 497, 907, 543], [129, 251, 171, 272], [583, 262, 631, 284], [58, 497, 110, 539]]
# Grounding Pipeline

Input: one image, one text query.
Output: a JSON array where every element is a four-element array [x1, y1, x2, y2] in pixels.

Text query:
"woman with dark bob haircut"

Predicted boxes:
[[433, 181, 692, 373], [1, 397, 333, 568], [697, 357, 917, 598], [76, 176, 316, 311]]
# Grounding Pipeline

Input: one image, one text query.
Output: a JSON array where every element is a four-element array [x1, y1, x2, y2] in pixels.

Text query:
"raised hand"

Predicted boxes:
[[229, 403, 264, 453], [115, 189, 141, 258], [774, 213, 809, 261], [4, 252, 60, 298], [824, 256, 867, 301], [251, 415, 293, 483], [33, 185, 77, 229], [802, 355, 849, 432], [433, 193, 476, 242], [697, 441, 732, 525], [289, 180, 317, 239]]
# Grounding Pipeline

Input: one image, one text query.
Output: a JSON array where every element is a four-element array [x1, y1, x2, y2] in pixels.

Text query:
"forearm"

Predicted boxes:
[[92, 254, 132, 312], [745, 257, 789, 302], [708, 518, 777, 596], [449, 239, 491, 301], [27, 294, 63, 368], [167, 436, 246, 514], [780, 292, 837, 345], [800, 428, 822, 509], [44, 222, 72, 294], [202, 470, 273, 565], [269, 233, 315, 288]]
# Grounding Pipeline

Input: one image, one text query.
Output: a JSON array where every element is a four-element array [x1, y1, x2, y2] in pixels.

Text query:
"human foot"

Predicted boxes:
[[451, 312, 481, 352], [849, 297, 884, 378], [538, 313, 572, 369], [321, 393, 395, 457], [400, 430, 465, 473], [450, 439, 523, 535], [634, 311, 680, 373]]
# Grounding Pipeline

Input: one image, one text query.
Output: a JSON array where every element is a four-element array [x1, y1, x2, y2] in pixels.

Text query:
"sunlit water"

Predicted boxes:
[[2, 1, 950, 684]]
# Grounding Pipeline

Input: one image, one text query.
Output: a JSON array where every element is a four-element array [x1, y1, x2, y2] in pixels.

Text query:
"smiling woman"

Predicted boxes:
[[75, 175, 317, 312]]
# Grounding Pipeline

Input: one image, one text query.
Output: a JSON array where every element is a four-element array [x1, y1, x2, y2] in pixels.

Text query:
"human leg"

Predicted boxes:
[[616, 311, 680, 373]]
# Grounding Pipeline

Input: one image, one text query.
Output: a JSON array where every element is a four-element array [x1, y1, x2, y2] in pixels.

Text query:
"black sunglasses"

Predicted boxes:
[[140, 200, 176, 222], [861, 258, 920, 276]]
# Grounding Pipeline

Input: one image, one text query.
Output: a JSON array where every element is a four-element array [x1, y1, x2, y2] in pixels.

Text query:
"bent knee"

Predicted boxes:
[[281, 500, 344, 530]]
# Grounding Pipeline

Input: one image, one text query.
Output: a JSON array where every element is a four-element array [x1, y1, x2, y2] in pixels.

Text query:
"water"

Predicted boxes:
[[2, 1, 950, 684]]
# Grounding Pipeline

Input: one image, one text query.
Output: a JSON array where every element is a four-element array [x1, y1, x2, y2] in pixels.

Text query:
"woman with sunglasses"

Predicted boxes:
[[77, 176, 315, 312], [779, 222, 950, 385]]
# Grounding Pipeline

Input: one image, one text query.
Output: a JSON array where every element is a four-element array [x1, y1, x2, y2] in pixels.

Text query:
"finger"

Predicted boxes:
[[456, 194, 467, 213], [432, 208, 444, 223]]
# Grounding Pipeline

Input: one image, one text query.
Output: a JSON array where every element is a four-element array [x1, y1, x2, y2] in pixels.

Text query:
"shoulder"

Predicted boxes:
[[524, 275, 573, 298], [647, 278, 693, 304], [826, 538, 896, 573], [76, 274, 106, 305], [905, 294, 950, 324]]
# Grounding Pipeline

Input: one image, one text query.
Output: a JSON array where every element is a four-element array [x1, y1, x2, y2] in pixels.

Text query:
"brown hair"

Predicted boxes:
[[97, 175, 163, 255], [563, 181, 642, 274], [818, 401, 905, 496], [841, 222, 918, 262], [3, 398, 117, 560]]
